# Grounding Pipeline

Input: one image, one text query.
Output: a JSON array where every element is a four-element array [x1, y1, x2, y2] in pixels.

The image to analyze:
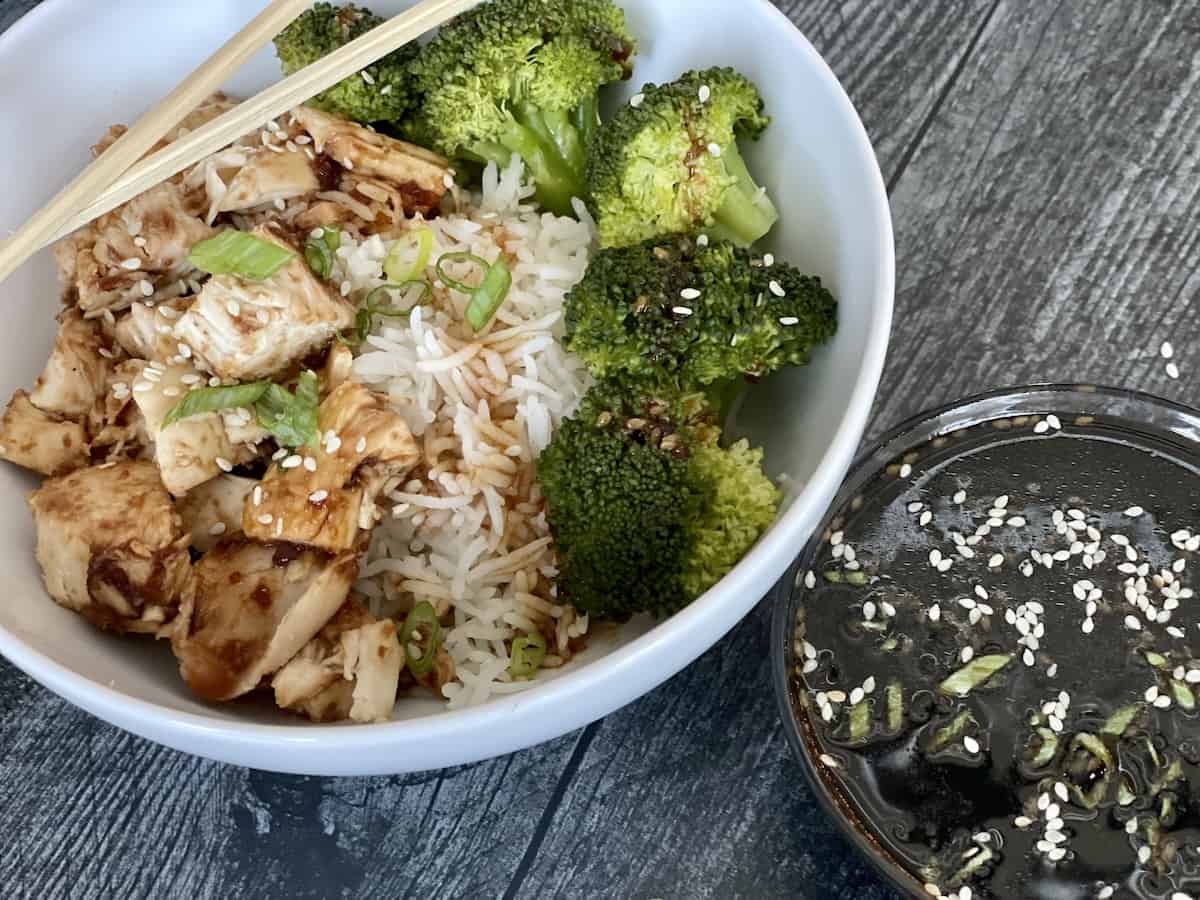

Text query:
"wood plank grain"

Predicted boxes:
[[512, 2, 1200, 898]]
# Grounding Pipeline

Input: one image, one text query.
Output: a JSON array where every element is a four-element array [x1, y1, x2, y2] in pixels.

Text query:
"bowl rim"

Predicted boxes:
[[0, 0, 896, 774], [769, 381, 1200, 899]]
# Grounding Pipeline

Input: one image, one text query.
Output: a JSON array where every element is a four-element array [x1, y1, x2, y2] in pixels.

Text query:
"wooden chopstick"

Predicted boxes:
[[0, 0, 313, 284], [47, 0, 481, 247]]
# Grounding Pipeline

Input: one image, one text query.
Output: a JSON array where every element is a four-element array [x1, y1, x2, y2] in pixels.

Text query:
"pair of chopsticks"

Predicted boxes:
[[0, 0, 480, 284]]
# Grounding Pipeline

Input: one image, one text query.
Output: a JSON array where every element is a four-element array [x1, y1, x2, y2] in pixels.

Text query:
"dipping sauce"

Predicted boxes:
[[790, 411, 1200, 900]]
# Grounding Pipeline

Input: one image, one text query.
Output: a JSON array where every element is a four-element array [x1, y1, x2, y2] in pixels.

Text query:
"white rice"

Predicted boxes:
[[344, 159, 594, 708]]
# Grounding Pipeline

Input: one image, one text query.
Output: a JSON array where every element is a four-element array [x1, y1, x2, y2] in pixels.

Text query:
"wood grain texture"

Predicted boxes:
[[3, 1, 1200, 899]]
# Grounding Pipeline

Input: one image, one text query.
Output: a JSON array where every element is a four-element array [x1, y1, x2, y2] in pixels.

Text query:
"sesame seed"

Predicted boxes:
[[226, 300, 240, 317], [899, 463, 913, 478], [325, 434, 342, 454], [1048, 847, 1067, 862], [850, 687, 864, 704], [696, 234, 710, 247], [119, 257, 142, 270], [707, 143, 722, 157], [672, 306, 694, 317], [1124, 615, 1142, 631], [208, 522, 227, 537], [763, 253, 775, 267], [680, 288, 702, 301], [961, 646, 975, 663], [1166, 362, 1181, 379], [779, 316, 800, 326], [1125, 505, 1145, 517], [303, 457, 318, 472], [1014, 816, 1033, 828], [629, 93, 644, 107], [139, 280, 154, 297], [355, 436, 368, 454], [177, 343, 192, 359], [988, 554, 1004, 568], [343, 157, 354, 170], [1162, 341, 1175, 359], [1138, 846, 1151, 864], [920, 510, 933, 526], [1023, 648, 1036, 666], [830, 531, 844, 546], [818, 753, 839, 768], [215, 457, 232, 472], [281, 455, 302, 469], [769, 280, 786, 298], [163, 386, 181, 398], [309, 490, 329, 504], [963, 735, 980, 754], [803, 570, 816, 589], [862, 601, 876, 621], [1034, 420, 1050, 434], [257, 514, 273, 525], [953, 490, 967, 503], [1047, 414, 1062, 430]]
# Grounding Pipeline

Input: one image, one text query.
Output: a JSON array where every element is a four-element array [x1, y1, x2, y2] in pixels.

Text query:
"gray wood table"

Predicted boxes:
[[2, 1, 1198, 897]]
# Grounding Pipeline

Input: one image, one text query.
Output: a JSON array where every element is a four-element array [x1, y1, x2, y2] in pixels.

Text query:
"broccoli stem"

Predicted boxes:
[[572, 94, 601, 156], [704, 376, 747, 425], [707, 140, 780, 247], [489, 108, 586, 217]]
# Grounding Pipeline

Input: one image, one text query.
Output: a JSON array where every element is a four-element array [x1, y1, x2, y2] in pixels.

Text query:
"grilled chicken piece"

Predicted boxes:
[[173, 224, 355, 381], [177, 474, 256, 552], [56, 182, 213, 315], [172, 538, 357, 702], [96, 93, 239, 162], [30, 309, 114, 420], [293, 106, 450, 215], [88, 362, 151, 462], [128, 363, 263, 497], [217, 144, 320, 213], [114, 299, 192, 363], [272, 598, 402, 723], [0, 391, 89, 476], [27, 461, 192, 635], [322, 343, 354, 395], [243, 382, 419, 552]]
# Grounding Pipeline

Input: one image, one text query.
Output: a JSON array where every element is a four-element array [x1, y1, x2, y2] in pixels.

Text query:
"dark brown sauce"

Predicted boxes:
[[793, 419, 1200, 899]]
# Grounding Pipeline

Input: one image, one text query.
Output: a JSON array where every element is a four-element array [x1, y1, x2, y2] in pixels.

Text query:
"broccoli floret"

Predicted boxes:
[[564, 236, 837, 391], [405, 0, 635, 216], [538, 389, 780, 620], [587, 67, 779, 248], [275, 3, 417, 123]]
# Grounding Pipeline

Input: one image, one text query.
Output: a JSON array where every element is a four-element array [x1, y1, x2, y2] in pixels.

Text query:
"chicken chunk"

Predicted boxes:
[[173, 224, 355, 381], [272, 598, 402, 723], [87, 360, 151, 461], [0, 391, 89, 476], [243, 382, 419, 552], [27, 461, 192, 635], [171, 538, 357, 702], [30, 308, 114, 420], [293, 106, 450, 215], [129, 363, 265, 496], [114, 299, 192, 363], [217, 145, 320, 213], [177, 474, 256, 552]]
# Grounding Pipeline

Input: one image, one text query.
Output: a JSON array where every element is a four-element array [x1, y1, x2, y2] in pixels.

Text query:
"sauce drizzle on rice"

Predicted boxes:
[[346, 159, 595, 707]]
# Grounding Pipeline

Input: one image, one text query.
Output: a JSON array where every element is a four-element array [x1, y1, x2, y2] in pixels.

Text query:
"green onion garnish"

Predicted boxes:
[[1101, 704, 1139, 737], [508, 631, 547, 679], [402, 601, 442, 678], [303, 227, 342, 280], [384, 226, 433, 283], [938, 654, 1012, 697], [465, 258, 512, 331], [162, 371, 320, 450], [255, 371, 320, 450], [885, 681, 903, 733], [848, 701, 870, 742], [434, 251, 489, 293], [162, 382, 270, 429], [188, 230, 294, 281]]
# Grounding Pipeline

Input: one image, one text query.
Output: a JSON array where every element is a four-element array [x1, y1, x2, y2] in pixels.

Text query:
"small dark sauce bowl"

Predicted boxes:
[[771, 384, 1200, 900]]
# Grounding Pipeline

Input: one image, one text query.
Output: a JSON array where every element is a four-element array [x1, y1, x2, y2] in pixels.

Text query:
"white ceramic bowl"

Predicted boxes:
[[0, 0, 893, 774]]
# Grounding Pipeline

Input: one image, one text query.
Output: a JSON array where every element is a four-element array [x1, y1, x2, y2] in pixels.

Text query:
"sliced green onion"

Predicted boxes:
[[938, 654, 1012, 697], [254, 371, 320, 450], [188, 230, 294, 281], [384, 226, 433, 283], [402, 602, 443, 678], [928, 710, 972, 752], [465, 258, 512, 331], [509, 631, 547, 679], [1101, 704, 1139, 737], [364, 279, 433, 313], [885, 682, 903, 732], [435, 251, 489, 293], [1118, 775, 1136, 806], [952, 846, 994, 883], [1029, 728, 1059, 767], [848, 701, 870, 742], [1144, 651, 1169, 669], [162, 382, 269, 429], [303, 226, 341, 280], [1171, 680, 1196, 711]]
